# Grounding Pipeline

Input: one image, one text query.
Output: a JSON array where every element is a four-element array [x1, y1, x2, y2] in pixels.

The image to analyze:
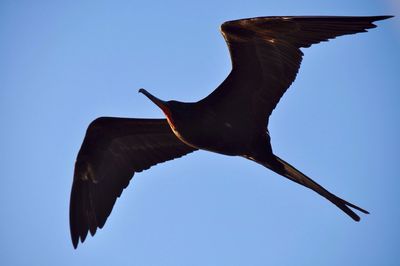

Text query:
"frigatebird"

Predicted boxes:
[[70, 16, 392, 248]]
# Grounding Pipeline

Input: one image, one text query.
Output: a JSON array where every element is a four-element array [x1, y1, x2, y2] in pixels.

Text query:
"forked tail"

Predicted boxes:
[[262, 155, 369, 221]]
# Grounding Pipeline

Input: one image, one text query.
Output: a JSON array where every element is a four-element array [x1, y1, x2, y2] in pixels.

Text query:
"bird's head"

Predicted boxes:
[[139, 88, 185, 126]]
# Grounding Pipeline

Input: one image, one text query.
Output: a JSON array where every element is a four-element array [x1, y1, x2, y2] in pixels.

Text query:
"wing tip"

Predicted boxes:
[[70, 178, 79, 248], [369, 15, 394, 28], [72, 237, 79, 249], [371, 15, 394, 21], [70, 175, 100, 249]]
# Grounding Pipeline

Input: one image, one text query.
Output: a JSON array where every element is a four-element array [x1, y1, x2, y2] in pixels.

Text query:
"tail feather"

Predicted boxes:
[[262, 155, 368, 221]]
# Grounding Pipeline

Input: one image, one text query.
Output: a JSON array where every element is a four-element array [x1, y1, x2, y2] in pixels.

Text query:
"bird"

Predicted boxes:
[[70, 15, 392, 248]]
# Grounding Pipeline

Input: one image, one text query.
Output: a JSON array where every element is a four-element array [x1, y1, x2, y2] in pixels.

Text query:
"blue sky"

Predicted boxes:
[[1, 1, 399, 265]]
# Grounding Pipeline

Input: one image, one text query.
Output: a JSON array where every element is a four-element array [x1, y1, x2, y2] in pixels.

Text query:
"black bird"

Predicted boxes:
[[70, 16, 392, 248]]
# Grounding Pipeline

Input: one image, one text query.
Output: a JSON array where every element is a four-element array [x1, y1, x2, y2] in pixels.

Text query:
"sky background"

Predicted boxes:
[[1, 1, 399, 265]]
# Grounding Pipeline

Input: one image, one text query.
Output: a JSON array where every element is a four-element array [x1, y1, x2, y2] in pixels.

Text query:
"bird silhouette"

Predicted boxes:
[[70, 16, 392, 248]]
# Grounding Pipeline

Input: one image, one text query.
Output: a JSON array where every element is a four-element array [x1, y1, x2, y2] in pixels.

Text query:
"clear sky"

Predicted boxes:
[[1, 0, 399, 265]]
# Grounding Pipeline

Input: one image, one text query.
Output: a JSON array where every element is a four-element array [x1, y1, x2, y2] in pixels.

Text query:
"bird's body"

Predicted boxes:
[[156, 100, 266, 156], [70, 15, 392, 248]]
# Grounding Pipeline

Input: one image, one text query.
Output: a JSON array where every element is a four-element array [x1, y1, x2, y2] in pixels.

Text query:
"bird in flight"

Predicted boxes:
[[70, 16, 392, 248]]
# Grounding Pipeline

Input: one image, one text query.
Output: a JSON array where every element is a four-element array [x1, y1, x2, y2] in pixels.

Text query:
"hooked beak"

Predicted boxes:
[[139, 88, 169, 113]]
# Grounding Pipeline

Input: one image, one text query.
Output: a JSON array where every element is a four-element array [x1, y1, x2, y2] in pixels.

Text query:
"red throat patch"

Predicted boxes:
[[161, 107, 175, 129]]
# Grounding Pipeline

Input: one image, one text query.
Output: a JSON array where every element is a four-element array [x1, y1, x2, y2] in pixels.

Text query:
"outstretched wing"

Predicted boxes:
[[201, 16, 392, 123], [70, 117, 197, 248]]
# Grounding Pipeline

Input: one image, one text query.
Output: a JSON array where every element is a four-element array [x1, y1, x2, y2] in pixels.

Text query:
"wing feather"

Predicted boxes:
[[70, 117, 197, 248], [202, 16, 392, 123]]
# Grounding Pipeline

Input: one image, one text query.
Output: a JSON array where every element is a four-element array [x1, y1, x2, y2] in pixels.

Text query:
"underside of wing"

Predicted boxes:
[[70, 117, 197, 248], [202, 16, 392, 123]]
